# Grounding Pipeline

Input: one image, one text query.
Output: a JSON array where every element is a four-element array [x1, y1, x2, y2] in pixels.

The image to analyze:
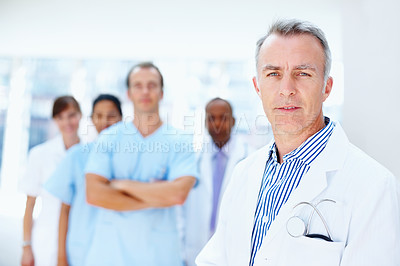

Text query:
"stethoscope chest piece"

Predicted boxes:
[[286, 199, 336, 242], [286, 216, 306, 238]]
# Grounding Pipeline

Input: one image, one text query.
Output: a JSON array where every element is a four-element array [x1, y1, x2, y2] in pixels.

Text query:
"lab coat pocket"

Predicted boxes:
[[279, 236, 345, 266]]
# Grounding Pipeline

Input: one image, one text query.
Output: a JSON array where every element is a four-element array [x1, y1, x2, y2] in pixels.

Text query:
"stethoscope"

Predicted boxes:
[[286, 199, 336, 242]]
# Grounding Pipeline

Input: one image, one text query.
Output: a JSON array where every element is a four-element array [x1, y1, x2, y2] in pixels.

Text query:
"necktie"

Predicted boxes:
[[210, 149, 227, 234]]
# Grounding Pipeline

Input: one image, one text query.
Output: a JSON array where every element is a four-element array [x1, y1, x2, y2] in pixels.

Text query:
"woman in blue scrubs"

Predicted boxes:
[[44, 94, 122, 266]]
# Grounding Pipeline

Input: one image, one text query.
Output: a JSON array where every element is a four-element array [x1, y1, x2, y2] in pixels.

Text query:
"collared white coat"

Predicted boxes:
[[196, 123, 400, 266], [183, 135, 252, 266], [19, 136, 68, 266]]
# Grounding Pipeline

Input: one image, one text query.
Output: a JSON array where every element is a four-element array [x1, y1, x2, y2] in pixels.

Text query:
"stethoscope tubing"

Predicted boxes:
[[288, 199, 336, 241]]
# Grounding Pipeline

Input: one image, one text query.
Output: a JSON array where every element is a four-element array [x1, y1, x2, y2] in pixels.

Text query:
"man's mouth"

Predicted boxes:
[[277, 106, 300, 111]]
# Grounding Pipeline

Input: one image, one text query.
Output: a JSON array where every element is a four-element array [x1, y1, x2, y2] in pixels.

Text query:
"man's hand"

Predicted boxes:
[[110, 179, 130, 190]]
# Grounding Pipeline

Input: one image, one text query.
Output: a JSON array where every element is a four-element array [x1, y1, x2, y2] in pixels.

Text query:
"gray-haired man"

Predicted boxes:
[[196, 19, 400, 266]]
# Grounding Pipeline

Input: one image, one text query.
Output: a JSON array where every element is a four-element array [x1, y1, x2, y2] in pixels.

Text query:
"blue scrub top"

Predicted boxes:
[[44, 142, 98, 266], [84, 121, 198, 266]]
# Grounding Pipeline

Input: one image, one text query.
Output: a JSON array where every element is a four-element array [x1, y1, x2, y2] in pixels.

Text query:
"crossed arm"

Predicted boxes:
[[86, 173, 196, 211], [110, 176, 197, 207]]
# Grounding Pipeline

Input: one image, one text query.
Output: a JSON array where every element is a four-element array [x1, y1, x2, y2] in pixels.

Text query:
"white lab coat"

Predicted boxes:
[[20, 136, 68, 266], [183, 136, 252, 266], [196, 122, 400, 266]]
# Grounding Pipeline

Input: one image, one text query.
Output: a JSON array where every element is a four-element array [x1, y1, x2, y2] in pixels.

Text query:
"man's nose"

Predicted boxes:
[[142, 86, 151, 93], [213, 119, 223, 132], [279, 75, 296, 97]]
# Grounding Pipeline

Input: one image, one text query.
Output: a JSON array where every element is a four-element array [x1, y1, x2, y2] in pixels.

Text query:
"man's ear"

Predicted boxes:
[[253, 76, 261, 97], [322, 76, 333, 102]]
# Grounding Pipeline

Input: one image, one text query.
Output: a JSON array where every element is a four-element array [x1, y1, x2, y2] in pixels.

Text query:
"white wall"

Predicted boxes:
[[342, 0, 400, 177], [0, 0, 341, 61]]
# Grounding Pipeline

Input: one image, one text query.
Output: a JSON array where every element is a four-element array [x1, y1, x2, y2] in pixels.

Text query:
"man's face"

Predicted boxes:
[[206, 100, 235, 144], [127, 67, 163, 114], [253, 33, 333, 135]]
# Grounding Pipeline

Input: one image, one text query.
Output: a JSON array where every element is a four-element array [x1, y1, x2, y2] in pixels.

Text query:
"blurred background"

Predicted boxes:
[[0, 0, 399, 264]]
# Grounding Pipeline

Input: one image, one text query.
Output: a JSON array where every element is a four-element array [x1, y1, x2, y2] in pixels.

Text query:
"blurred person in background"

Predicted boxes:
[[84, 62, 198, 266], [20, 96, 82, 266], [183, 98, 253, 266], [44, 94, 123, 266]]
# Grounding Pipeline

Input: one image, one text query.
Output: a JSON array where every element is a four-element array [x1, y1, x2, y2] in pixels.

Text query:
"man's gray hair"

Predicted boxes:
[[255, 19, 332, 82]]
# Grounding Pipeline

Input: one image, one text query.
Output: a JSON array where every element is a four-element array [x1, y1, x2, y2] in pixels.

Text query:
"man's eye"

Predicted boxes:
[[266, 72, 278, 77], [299, 72, 310, 77]]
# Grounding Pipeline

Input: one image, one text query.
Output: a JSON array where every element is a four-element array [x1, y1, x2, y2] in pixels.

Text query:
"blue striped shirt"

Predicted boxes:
[[249, 118, 335, 265]]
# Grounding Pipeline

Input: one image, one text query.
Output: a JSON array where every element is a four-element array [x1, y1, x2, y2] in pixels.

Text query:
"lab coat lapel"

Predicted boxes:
[[204, 153, 214, 196], [221, 141, 236, 193], [200, 138, 214, 197], [240, 145, 271, 257], [221, 137, 246, 193], [54, 135, 67, 158]]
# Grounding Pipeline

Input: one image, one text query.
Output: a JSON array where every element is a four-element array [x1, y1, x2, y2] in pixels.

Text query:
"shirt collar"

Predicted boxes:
[[268, 117, 334, 164], [267, 143, 279, 163], [211, 136, 233, 157], [54, 135, 67, 153]]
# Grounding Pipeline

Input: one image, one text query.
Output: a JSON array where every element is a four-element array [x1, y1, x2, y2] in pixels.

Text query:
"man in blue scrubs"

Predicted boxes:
[[85, 62, 198, 266]]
